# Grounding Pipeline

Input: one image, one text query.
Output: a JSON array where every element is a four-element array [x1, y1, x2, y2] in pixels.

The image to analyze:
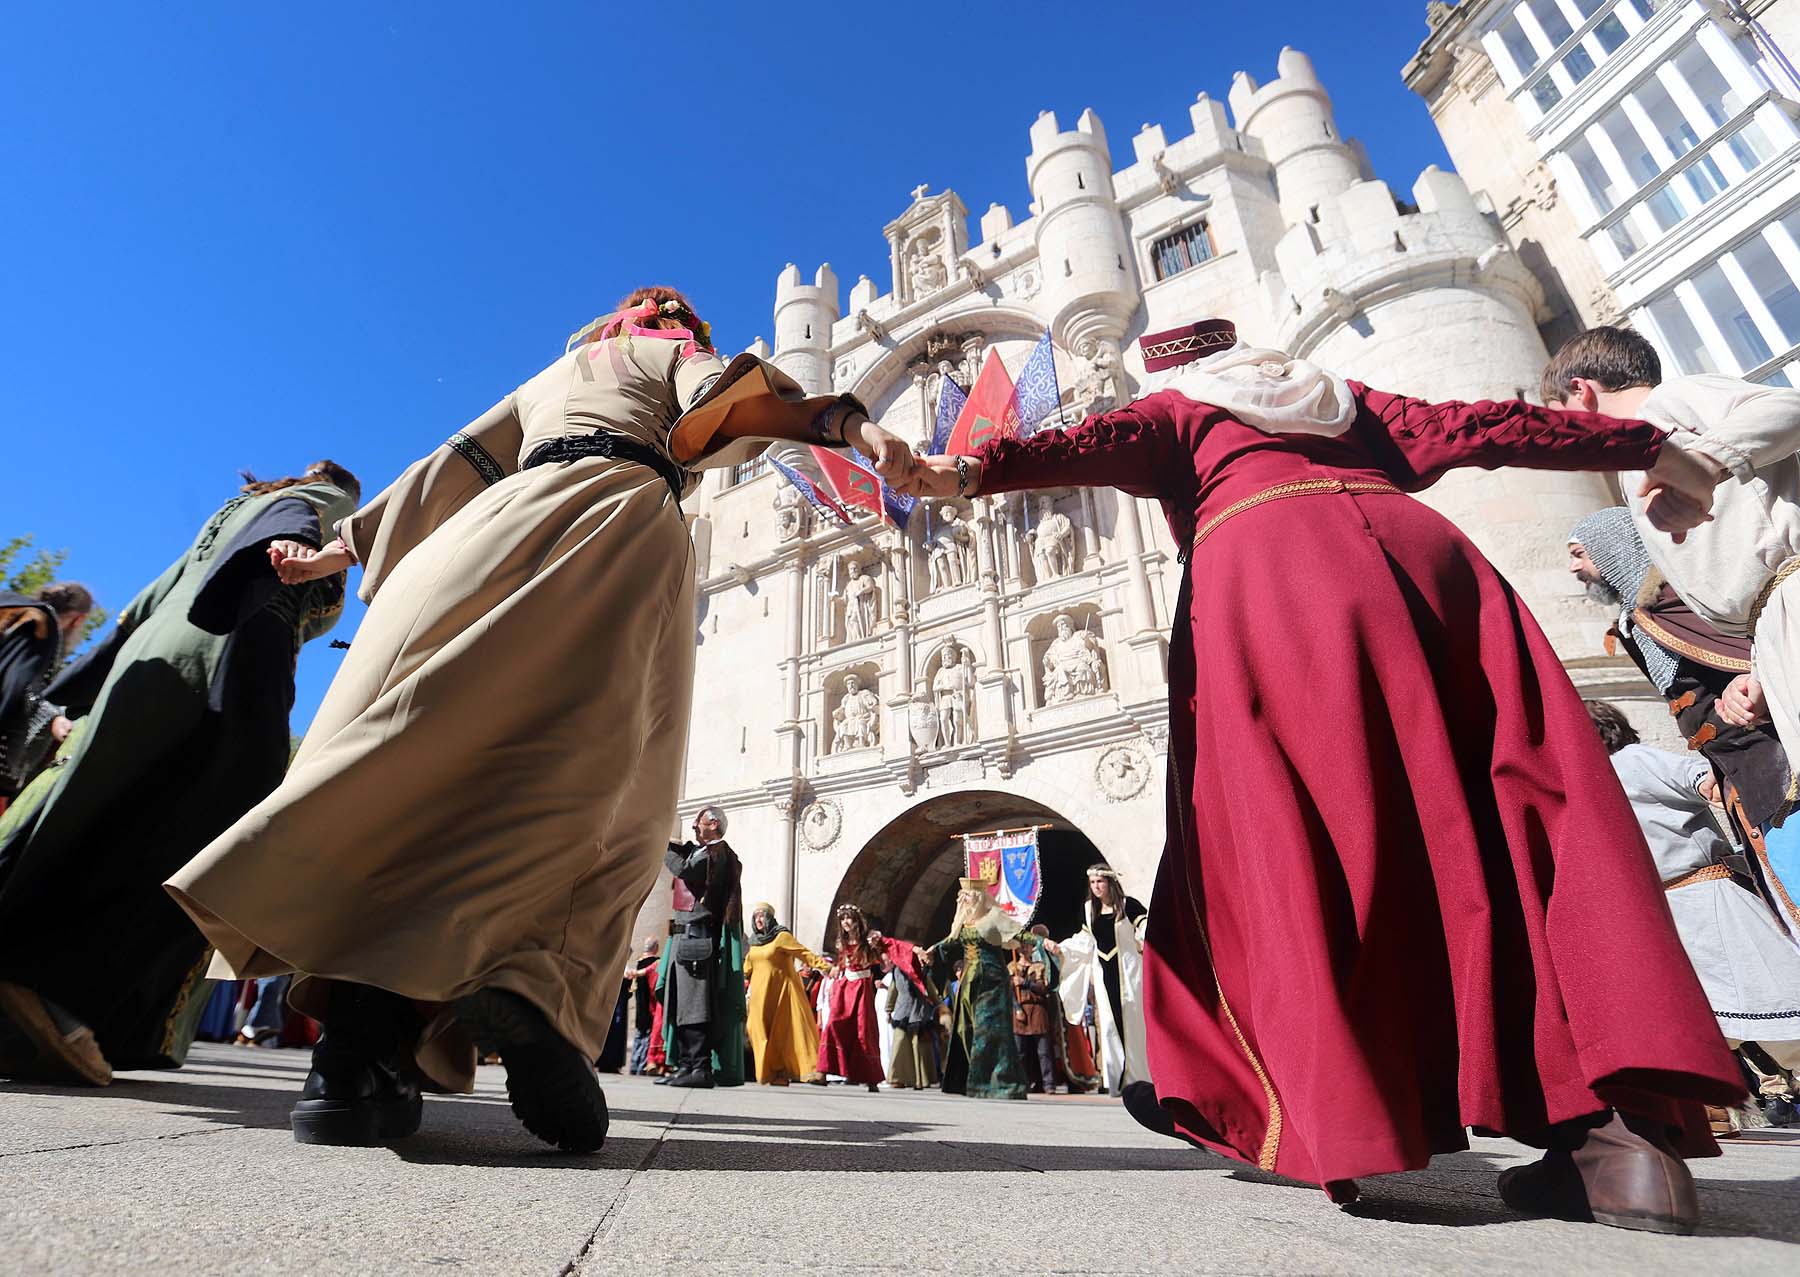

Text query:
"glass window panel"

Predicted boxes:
[[1726, 116, 1774, 171], [1695, 260, 1774, 369], [1607, 218, 1644, 257], [1500, 19, 1541, 77], [1647, 186, 1690, 229], [1601, 108, 1659, 184], [1569, 0, 1605, 16], [1568, 136, 1620, 211], [1636, 77, 1700, 159], [1532, 76, 1564, 112], [1674, 41, 1749, 126], [1593, 14, 1629, 52], [1529, 0, 1576, 46], [1737, 235, 1800, 345], [1681, 152, 1727, 205], [1563, 43, 1596, 84], [1647, 293, 1717, 375], [1629, 0, 1658, 18]]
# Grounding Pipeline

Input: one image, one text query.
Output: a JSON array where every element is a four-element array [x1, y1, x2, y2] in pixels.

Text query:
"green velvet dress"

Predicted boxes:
[[0, 481, 353, 1070], [928, 929, 1026, 1100]]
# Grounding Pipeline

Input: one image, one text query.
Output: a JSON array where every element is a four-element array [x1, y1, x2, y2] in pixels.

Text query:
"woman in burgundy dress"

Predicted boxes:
[[816, 904, 927, 1091], [894, 318, 1742, 1234]]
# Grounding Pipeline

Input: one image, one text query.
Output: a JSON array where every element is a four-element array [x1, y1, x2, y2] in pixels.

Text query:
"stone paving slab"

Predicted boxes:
[[0, 1045, 1795, 1275]]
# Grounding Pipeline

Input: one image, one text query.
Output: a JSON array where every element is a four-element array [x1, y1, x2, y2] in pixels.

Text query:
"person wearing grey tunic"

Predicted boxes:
[[660, 805, 742, 1088], [1588, 701, 1800, 1073]]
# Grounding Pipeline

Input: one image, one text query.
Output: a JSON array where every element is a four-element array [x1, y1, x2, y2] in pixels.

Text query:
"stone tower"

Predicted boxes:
[[771, 262, 839, 396], [1239, 49, 1614, 659], [1026, 108, 1137, 367]]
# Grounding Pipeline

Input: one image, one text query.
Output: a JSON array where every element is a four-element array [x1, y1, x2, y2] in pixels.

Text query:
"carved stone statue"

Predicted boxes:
[[929, 506, 974, 593], [930, 637, 977, 749], [1041, 613, 1107, 705], [839, 559, 881, 641], [1071, 350, 1119, 415], [1030, 495, 1076, 581], [910, 249, 948, 296], [831, 673, 881, 753], [773, 475, 810, 542]]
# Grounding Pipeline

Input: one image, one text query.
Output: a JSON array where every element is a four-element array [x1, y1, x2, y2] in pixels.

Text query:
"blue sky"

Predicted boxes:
[[2, 1, 1452, 729]]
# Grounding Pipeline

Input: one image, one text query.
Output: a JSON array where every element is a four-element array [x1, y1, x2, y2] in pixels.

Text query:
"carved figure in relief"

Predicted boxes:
[[930, 637, 977, 749], [929, 507, 974, 593], [773, 475, 810, 542], [1030, 495, 1076, 581], [909, 247, 948, 297], [831, 673, 881, 753], [839, 559, 880, 641], [1041, 613, 1107, 705]]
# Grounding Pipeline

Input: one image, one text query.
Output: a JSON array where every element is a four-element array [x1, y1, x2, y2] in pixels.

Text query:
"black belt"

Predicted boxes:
[[522, 433, 687, 506]]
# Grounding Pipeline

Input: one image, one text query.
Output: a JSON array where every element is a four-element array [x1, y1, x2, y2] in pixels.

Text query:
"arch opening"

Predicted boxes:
[[825, 789, 1111, 951]]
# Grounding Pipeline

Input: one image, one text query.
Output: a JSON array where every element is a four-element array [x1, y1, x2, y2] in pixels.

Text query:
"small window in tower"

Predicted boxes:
[[1077, 173, 1086, 190], [805, 323, 812, 340], [1151, 221, 1216, 281], [730, 456, 770, 487]]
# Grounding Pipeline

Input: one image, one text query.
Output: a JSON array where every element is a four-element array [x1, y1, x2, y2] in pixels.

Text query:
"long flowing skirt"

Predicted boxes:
[[168, 458, 695, 1090], [0, 610, 295, 1069], [1145, 489, 1744, 1185]]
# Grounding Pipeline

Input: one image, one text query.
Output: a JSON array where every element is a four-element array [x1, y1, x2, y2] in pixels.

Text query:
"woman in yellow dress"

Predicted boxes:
[[743, 903, 830, 1085]]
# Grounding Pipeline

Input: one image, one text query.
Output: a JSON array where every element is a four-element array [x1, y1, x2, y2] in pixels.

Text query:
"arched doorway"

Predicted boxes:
[[825, 789, 1111, 949]]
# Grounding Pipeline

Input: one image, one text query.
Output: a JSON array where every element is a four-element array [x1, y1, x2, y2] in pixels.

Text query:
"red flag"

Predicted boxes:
[[810, 445, 888, 523], [945, 350, 1021, 455]]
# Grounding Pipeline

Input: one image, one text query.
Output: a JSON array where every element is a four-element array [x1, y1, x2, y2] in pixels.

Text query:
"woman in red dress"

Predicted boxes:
[[816, 905, 925, 1091], [894, 319, 1743, 1233]]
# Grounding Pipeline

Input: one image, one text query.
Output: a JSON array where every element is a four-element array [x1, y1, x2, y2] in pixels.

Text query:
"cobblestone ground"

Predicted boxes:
[[1, 1044, 1796, 1274]]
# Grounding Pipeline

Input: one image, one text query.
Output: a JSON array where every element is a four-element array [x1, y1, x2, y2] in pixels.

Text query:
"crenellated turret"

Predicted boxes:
[[1266, 161, 1613, 658], [1230, 47, 1364, 229], [1026, 108, 1137, 360], [771, 263, 839, 395]]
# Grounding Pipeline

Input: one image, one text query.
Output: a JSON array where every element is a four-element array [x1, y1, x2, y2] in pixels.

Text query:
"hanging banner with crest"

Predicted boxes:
[[961, 825, 1043, 924]]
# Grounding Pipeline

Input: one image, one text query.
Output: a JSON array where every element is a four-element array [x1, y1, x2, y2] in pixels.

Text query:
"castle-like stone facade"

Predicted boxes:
[[666, 47, 1651, 949]]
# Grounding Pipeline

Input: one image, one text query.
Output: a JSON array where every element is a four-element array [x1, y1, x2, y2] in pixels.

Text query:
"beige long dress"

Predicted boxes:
[[167, 330, 846, 1089]]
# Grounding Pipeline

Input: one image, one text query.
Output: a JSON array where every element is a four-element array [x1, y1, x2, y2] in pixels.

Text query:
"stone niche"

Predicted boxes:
[[918, 634, 982, 751], [884, 187, 971, 308], [922, 501, 979, 597], [1028, 602, 1110, 710], [822, 662, 883, 758]]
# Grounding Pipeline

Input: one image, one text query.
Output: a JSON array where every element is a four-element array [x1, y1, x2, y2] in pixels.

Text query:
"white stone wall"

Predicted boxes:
[[669, 42, 1656, 950]]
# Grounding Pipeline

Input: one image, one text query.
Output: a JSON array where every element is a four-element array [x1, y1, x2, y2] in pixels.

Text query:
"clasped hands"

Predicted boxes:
[[846, 417, 972, 499], [268, 538, 356, 585]]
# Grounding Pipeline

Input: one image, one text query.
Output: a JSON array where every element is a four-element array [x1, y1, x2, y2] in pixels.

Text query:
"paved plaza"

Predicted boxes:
[[1, 1045, 1796, 1274]]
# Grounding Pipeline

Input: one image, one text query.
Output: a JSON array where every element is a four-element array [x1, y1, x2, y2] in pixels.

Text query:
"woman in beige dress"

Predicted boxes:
[[166, 287, 909, 1152]]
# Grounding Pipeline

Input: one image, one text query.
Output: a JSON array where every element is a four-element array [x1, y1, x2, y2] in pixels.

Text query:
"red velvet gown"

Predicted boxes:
[[975, 386, 1745, 1186], [817, 938, 927, 1086]]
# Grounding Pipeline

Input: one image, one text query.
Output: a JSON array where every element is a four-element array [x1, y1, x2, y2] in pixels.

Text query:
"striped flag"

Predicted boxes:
[[1013, 331, 1061, 438], [769, 454, 852, 524]]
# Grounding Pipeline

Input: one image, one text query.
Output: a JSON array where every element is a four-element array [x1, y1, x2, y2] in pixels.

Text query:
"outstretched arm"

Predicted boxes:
[[896, 393, 1186, 501], [1352, 384, 1722, 535]]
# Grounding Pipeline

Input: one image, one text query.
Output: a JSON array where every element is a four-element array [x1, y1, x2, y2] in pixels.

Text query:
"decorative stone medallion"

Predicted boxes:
[[1095, 741, 1152, 802], [799, 797, 842, 851]]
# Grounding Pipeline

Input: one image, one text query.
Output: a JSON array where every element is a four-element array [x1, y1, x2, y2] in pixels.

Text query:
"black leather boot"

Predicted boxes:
[[290, 982, 422, 1146], [453, 988, 608, 1153]]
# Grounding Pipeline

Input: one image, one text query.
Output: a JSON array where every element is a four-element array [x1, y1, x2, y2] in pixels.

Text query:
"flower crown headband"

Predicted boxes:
[[592, 296, 715, 354]]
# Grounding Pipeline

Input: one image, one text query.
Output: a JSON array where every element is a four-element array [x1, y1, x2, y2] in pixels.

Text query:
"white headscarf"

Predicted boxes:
[[1146, 341, 1355, 438]]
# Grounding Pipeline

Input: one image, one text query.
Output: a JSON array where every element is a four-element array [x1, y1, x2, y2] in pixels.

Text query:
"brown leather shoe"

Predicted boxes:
[[0, 982, 112, 1087], [1498, 1111, 1698, 1235]]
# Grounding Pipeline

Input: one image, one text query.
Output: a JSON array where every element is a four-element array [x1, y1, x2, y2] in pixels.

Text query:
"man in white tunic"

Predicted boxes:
[[1543, 328, 1800, 770]]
